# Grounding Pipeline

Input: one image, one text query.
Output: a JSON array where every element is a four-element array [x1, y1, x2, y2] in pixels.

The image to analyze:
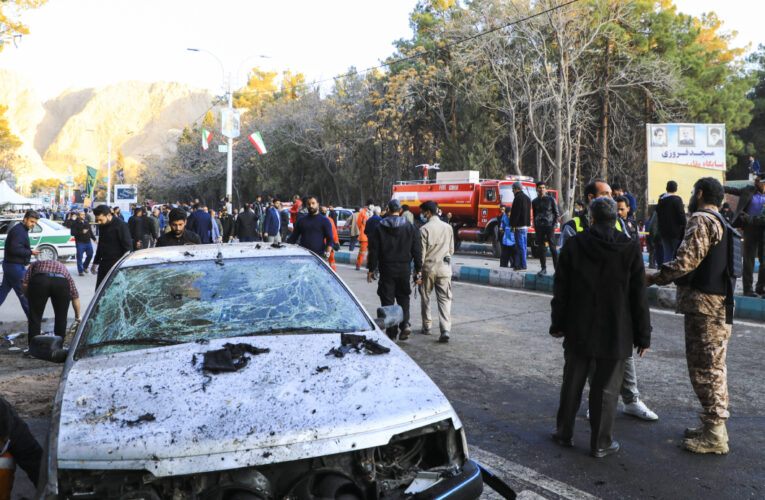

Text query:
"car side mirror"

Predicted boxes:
[[375, 305, 403, 330], [29, 335, 68, 363]]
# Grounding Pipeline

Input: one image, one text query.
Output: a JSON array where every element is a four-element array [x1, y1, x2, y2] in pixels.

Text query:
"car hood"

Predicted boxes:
[[56, 334, 458, 477]]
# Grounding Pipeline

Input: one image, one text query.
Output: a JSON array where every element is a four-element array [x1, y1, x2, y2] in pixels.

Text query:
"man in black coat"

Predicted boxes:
[[367, 199, 423, 341], [508, 181, 531, 270], [157, 208, 202, 246], [235, 206, 257, 242], [92, 205, 132, 288], [531, 181, 559, 275], [127, 206, 155, 250], [723, 175, 765, 296], [550, 197, 651, 458], [656, 180, 686, 263], [219, 206, 235, 243]]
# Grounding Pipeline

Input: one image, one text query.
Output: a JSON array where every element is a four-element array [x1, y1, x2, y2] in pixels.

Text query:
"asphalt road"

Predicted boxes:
[[5, 259, 764, 499], [336, 264, 764, 499]]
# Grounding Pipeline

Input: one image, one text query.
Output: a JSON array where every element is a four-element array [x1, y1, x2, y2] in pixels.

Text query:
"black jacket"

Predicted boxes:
[[156, 230, 201, 247], [220, 214, 235, 241], [509, 191, 531, 227], [70, 220, 96, 245], [532, 194, 559, 228], [3, 222, 32, 265], [551, 224, 651, 359], [656, 194, 686, 239], [94, 217, 132, 266], [367, 215, 422, 274], [235, 210, 257, 239], [128, 215, 156, 242]]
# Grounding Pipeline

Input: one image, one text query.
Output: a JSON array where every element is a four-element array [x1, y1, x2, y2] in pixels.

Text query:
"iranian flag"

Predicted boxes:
[[202, 128, 213, 151], [248, 131, 267, 154]]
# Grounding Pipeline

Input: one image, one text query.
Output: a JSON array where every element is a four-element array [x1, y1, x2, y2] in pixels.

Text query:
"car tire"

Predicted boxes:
[[37, 245, 58, 261]]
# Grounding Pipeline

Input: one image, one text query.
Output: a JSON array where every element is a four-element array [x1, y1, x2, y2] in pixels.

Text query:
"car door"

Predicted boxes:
[[29, 222, 44, 248]]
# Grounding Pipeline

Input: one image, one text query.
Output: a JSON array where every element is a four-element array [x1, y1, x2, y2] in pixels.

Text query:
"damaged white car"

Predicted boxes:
[[31, 244, 485, 499]]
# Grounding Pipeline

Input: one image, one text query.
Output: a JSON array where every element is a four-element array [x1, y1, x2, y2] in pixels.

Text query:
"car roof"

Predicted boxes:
[[119, 242, 314, 268]]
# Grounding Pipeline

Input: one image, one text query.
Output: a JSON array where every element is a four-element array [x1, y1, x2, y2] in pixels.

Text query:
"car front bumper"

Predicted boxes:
[[420, 459, 483, 499]]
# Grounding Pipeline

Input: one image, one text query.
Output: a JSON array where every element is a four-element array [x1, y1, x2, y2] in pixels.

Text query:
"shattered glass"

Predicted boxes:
[[77, 256, 372, 357]]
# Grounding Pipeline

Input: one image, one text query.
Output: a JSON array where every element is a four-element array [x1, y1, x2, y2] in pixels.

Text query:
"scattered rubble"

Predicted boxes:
[[326, 333, 390, 358], [201, 343, 270, 373]]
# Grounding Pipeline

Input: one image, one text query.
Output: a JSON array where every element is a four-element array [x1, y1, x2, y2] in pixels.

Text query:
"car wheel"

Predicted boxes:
[[37, 245, 58, 261]]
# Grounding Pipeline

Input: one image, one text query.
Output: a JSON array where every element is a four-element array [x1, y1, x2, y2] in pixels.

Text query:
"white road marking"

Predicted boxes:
[[470, 445, 600, 500]]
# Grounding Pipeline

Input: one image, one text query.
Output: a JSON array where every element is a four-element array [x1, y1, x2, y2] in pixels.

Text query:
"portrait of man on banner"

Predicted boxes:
[[678, 125, 695, 146], [707, 126, 724, 147], [651, 125, 667, 146]]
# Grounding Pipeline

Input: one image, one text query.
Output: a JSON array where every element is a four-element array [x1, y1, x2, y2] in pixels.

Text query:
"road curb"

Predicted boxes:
[[453, 265, 765, 322]]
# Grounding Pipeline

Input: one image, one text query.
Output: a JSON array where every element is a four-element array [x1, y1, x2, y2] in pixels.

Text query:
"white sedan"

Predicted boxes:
[[32, 244, 485, 499]]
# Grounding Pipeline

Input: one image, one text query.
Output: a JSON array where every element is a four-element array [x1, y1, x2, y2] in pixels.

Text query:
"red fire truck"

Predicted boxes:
[[391, 170, 558, 257]]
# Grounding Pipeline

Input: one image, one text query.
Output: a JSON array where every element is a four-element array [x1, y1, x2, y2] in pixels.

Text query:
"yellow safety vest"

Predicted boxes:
[[573, 217, 623, 233]]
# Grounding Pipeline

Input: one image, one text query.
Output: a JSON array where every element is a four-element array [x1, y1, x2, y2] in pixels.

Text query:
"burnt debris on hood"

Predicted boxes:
[[201, 343, 270, 373], [327, 333, 390, 358]]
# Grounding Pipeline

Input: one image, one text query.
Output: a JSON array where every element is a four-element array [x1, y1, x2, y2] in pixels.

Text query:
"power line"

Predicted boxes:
[[231, 0, 582, 98]]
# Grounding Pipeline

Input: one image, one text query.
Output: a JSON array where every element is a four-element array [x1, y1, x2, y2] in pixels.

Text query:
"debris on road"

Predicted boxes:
[[123, 412, 156, 427]]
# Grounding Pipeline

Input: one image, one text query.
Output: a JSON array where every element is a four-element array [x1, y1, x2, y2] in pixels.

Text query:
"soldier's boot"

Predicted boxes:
[[682, 422, 729, 454], [684, 422, 728, 441]]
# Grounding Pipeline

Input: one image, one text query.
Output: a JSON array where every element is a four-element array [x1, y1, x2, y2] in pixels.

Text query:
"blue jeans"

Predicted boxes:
[[661, 237, 682, 264], [76, 242, 94, 273], [514, 228, 528, 269], [0, 262, 30, 318]]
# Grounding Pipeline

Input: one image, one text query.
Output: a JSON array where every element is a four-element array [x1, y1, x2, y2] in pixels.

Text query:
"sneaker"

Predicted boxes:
[[591, 441, 620, 458], [537, 268, 547, 276], [78, 272, 85, 276], [438, 331, 450, 343], [420, 328, 432, 335], [623, 400, 658, 421]]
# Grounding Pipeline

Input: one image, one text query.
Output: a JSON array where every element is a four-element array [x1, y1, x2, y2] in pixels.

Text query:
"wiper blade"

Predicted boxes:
[[81, 338, 180, 352], [242, 327, 356, 336]]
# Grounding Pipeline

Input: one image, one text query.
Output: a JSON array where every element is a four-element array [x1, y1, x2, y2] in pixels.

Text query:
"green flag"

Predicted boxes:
[[86, 166, 98, 198]]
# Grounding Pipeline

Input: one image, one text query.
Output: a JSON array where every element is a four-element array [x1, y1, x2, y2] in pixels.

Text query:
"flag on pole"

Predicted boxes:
[[202, 128, 213, 151], [85, 166, 98, 198], [248, 131, 267, 154]]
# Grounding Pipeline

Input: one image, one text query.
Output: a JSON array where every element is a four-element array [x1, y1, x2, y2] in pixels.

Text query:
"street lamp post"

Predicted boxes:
[[187, 48, 269, 212]]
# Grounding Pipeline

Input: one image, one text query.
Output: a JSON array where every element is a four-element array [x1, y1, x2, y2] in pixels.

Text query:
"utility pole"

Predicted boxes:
[[107, 141, 112, 205], [226, 73, 233, 213]]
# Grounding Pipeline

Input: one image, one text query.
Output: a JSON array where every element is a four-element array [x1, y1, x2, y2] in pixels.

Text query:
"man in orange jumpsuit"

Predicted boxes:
[[321, 206, 340, 272], [356, 199, 374, 270]]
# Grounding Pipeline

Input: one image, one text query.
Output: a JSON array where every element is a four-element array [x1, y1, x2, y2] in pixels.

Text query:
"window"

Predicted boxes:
[[77, 256, 373, 358], [484, 187, 497, 203], [31, 223, 43, 233]]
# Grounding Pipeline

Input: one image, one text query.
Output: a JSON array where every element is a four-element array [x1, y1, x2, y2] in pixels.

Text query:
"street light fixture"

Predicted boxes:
[[187, 48, 270, 211]]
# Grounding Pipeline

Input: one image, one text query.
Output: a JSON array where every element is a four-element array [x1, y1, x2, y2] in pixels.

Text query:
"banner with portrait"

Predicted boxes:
[[646, 123, 726, 205]]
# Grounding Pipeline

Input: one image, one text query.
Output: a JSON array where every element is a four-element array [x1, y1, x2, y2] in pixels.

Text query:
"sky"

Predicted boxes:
[[0, 0, 761, 101]]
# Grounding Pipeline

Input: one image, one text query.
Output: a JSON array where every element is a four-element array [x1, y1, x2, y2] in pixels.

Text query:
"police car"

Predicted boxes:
[[0, 216, 77, 262]]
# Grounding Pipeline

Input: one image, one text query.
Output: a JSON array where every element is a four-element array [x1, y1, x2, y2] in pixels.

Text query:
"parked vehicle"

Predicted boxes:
[[0, 216, 77, 262], [31, 244, 483, 499], [392, 170, 559, 256]]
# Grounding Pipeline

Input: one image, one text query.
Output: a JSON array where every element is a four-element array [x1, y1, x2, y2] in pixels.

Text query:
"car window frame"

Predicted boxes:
[[71, 253, 375, 360]]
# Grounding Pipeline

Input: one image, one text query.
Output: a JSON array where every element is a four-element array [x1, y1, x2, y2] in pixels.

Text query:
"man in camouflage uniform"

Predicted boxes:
[[647, 177, 732, 454]]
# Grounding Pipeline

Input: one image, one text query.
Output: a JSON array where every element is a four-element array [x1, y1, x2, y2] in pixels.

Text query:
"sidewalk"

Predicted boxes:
[[335, 245, 765, 322]]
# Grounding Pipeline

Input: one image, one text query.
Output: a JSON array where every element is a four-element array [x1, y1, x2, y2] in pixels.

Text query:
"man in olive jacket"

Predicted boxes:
[[550, 197, 651, 458]]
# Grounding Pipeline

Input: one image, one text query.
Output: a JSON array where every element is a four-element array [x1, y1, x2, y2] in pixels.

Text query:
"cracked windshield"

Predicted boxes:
[[78, 256, 371, 357]]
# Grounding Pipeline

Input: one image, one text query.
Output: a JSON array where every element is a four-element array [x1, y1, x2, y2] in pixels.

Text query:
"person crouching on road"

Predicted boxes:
[[418, 201, 455, 343], [156, 208, 202, 247], [367, 199, 423, 341], [550, 197, 651, 458], [647, 177, 734, 455], [22, 259, 81, 340]]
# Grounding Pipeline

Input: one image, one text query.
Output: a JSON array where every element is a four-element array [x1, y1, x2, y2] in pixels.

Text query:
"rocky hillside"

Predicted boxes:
[[0, 70, 213, 186]]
